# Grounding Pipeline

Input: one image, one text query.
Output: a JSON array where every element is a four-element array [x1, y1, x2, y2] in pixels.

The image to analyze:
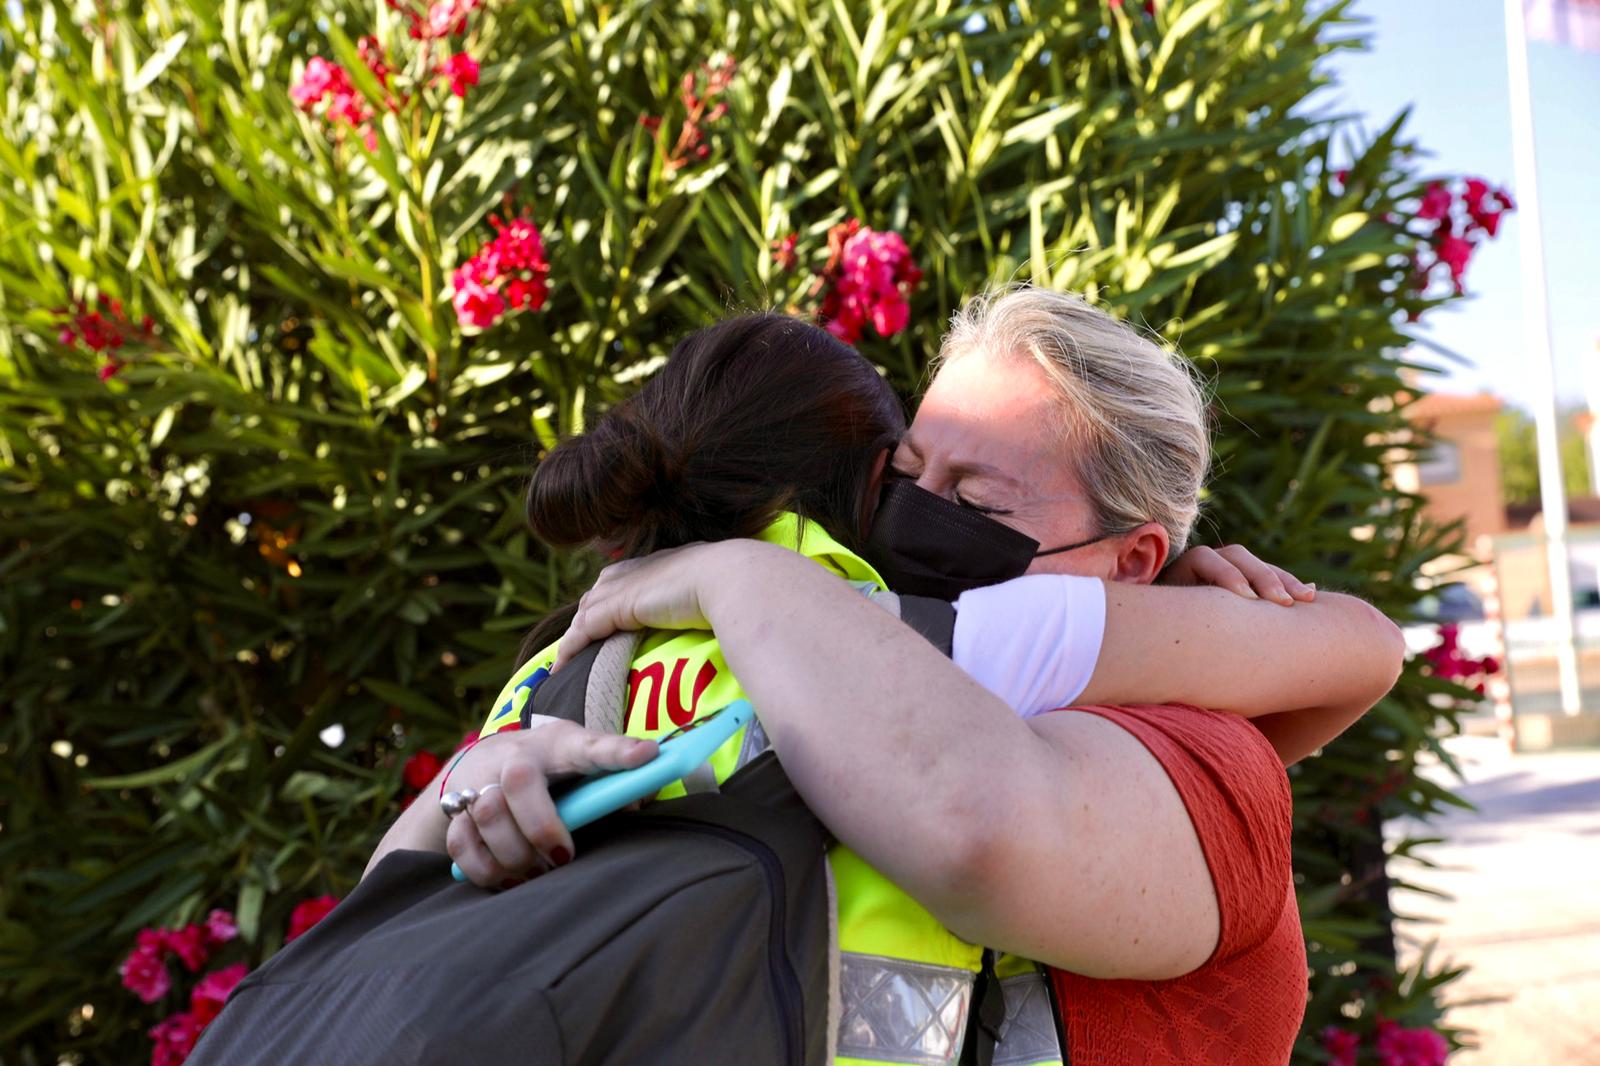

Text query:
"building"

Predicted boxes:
[[1399, 390, 1600, 746]]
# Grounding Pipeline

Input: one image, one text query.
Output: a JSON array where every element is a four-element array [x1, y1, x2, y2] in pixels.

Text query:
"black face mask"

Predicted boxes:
[[861, 477, 1111, 601]]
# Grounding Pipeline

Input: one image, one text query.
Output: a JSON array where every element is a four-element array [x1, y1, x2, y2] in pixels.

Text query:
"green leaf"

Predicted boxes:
[[126, 32, 189, 94]]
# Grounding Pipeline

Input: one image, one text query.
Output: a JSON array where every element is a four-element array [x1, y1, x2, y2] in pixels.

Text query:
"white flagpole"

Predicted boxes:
[[1504, 0, 1582, 715], [1586, 343, 1600, 496]]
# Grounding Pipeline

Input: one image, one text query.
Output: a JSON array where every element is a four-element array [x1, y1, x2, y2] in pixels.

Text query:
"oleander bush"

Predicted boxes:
[[1, 0, 1496, 1060]]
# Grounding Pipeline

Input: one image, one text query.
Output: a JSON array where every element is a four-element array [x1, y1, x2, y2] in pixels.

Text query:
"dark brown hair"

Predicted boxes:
[[518, 313, 906, 661]]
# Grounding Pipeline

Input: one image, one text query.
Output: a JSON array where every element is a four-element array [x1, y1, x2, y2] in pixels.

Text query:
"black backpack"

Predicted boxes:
[[192, 597, 1050, 1065]]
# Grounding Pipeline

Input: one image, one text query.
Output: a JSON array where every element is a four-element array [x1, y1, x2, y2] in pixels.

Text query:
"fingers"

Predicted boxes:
[[447, 805, 509, 888], [1272, 564, 1316, 602], [1215, 544, 1294, 606], [496, 760, 574, 869], [447, 723, 658, 886], [466, 782, 544, 875], [1181, 546, 1257, 600], [540, 720, 659, 777], [553, 575, 629, 671]]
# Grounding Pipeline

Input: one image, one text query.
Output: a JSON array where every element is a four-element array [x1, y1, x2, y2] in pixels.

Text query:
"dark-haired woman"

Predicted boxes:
[[362, 304, 1401, 1065]]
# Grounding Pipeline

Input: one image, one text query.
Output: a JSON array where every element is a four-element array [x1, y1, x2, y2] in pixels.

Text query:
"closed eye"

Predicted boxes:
[[955, 492, 1011, 517]]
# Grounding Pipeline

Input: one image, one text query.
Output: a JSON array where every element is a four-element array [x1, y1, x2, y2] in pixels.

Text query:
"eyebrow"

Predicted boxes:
[[898, 433, 1026, 490]]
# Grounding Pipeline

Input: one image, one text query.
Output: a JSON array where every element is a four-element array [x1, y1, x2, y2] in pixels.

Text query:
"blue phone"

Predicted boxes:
[[450, 699, 754, 882]]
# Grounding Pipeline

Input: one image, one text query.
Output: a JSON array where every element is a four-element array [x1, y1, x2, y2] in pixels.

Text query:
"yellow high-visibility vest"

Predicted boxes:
[[480, 514, 1062, 1065]]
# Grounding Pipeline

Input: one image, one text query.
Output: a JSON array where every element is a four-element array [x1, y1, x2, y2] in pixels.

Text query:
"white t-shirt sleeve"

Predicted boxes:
[[950, 574, 1107, 718]]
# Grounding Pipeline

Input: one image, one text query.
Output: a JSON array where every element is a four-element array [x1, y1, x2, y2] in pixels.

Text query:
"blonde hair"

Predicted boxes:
[[937, 286, 1210, 552]]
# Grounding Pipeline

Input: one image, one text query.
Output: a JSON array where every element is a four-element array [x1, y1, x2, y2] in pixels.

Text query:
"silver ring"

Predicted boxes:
[[439, 786, 479, 818]]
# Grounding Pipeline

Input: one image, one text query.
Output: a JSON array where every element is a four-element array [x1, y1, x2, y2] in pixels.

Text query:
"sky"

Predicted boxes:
[[1327, 0, 1600, 410]]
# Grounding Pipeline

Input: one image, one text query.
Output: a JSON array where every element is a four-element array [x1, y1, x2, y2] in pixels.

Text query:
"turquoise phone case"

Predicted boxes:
[[450, 699, 754, 882]]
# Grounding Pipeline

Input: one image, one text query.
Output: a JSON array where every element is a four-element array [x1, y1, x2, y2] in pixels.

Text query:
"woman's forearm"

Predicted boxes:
[[691, 542, 1402, 897], [364, 767, 452, 879], [1081, 581, 1405, 722]]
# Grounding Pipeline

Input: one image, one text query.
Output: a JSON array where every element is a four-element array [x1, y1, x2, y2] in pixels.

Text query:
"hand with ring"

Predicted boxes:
[[439, 721, 658, 888]]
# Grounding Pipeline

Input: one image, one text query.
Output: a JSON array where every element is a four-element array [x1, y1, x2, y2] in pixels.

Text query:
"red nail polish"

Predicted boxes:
[[549, 846, 572, 867]]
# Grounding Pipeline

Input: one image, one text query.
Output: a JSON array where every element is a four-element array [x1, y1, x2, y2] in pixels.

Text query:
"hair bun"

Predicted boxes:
[[526, 404, 695, 555]]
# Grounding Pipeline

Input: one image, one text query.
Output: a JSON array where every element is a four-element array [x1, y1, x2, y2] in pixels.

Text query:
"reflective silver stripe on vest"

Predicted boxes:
[[836, 952, 973, 1065], [993, 972, 1064, 1066], [734, 711, 771, 770]]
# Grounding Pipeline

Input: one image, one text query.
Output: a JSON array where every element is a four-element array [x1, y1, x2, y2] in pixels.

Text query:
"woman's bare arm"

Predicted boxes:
[[556, 538, 1404, 976], [1079, 580, 1404, 731]]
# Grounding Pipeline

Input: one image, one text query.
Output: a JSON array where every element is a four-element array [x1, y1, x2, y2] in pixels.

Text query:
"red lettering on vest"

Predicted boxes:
[[628, 661, 666, 732], [666, 658, 719, 728]]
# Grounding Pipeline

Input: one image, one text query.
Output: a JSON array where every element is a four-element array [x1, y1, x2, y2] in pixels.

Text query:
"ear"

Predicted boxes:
[[1110, 522, 1169, 585], [860, 447, 892, 531]]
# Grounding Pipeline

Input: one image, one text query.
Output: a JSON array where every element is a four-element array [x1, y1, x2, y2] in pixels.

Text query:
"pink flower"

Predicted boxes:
[[98, 358, 126, 381], [1417, 182, 1453, 222], [190, 963, 250, 1026], [1321, 1026, 1361, 1066], [287, 895, 341, 942], [290, 57, 346, 110], [437, 52, 480, 98], [424, 0, 476, 38], [817, 220, 922, 343], [204, 910, 238, 946], [451, 271, 507, 330], [165, 924, 211, 972], [1375, 1019, 1449, 1066], [149, 1010, 204, 1066], [120, 945, 172, 1003]]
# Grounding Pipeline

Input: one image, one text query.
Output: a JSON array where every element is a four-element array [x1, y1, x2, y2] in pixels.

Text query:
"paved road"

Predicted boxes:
[[1387, 738, 1600, 1064]]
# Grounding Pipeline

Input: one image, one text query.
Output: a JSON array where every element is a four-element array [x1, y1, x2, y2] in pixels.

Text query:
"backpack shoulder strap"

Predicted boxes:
[[522, 632, 638, 730], [584, 630, 642, 734]]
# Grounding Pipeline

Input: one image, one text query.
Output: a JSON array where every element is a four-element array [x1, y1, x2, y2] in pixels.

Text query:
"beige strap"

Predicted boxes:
[[584, 631, 642, 735]]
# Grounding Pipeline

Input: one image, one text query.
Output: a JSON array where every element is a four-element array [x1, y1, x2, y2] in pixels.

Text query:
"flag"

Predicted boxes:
[[1525, 0, 1600, 51]]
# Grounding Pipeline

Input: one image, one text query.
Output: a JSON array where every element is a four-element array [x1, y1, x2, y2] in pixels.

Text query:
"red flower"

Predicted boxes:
[[1435, 233, 1475, 291], [286, 895, 341, 942], [1417, 182, 1453, 222], [772, 233, 799, 272], [639, 114, 661, 133], [119, 944, 171, 1004], [1320, 1026, 1360, 1066], [1375, 1019, 1449, 1066], [437, 52, 480, 99], [451, 270, 507, 330], [164, 924, 210, 972], [817, 221, 922, 344], [504, 276, 547, 312], [661, 57, 736, 171], [190, 963, 249, 1026], [358, 35, 392, 85], [450, 212, 551, 329], [98, 358, 126, 381], [402, 749, 444, 791], [149, 1011, 204, 1066], [1461, 177, 1515, 238]]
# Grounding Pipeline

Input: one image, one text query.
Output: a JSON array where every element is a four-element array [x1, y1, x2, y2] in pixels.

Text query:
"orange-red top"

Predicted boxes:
[[1047, 703, 1306, 1066]]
